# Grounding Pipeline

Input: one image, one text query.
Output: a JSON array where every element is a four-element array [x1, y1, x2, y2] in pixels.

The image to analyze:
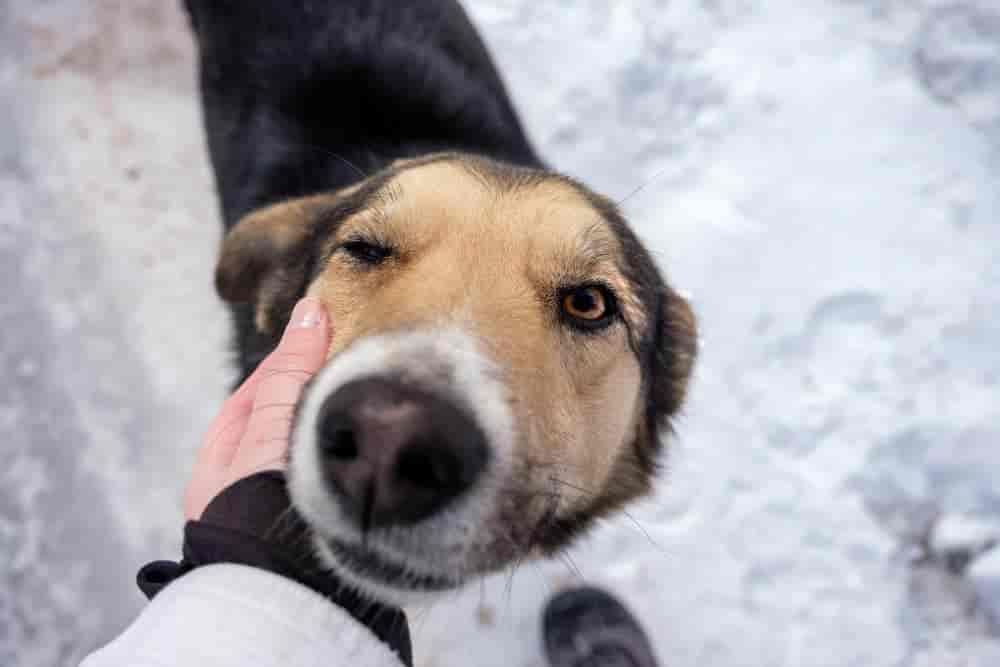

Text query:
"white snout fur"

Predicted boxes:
[[288, 328, 514, 605]]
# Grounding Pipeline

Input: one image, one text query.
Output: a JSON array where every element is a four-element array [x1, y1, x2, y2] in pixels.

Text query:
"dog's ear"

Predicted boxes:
[[215, 194, 335, 304], [645, 287, 698, 440], [662, 287, 698, 412]]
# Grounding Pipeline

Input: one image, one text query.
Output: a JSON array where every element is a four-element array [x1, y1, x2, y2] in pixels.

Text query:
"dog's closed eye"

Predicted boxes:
[[341, 239, 393, 266]]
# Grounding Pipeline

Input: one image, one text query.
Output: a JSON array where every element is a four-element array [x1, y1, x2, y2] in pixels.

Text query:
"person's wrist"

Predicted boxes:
[[138, 471, 413, 666], [138, 471, 311, 598], [182, 471, 316, 583], [197, 470, 299, 541]]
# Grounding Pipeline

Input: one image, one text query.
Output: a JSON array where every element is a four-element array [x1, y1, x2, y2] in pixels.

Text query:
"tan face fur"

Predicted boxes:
[[217, 154, 696, 603]]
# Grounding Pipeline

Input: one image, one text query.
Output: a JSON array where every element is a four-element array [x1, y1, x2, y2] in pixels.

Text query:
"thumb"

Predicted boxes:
[[230, 297, 331, 476]]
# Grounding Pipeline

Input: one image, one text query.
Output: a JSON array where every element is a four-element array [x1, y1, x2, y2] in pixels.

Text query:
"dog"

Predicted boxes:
[[183, 0, 698, 606]]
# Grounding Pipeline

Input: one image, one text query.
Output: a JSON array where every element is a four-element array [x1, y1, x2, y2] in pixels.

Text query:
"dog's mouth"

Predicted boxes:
[[323, 537, 462, 592]]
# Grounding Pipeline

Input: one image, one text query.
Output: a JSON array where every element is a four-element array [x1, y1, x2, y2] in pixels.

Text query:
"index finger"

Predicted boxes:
[[230, 297, 331, 475]]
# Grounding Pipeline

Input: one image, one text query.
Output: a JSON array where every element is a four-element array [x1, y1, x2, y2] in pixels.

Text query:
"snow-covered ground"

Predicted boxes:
[[2, 1, 998, 665]]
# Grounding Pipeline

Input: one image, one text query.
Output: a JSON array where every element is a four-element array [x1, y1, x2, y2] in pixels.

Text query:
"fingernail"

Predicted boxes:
[[289, 297, 323, 329]]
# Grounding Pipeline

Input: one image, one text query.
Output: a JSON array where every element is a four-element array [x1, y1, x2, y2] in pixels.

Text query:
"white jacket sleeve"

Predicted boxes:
[[81, 564, 407, 667]]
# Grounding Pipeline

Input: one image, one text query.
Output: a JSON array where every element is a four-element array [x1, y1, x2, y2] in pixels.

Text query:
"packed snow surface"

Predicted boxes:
[[2, 1, 998, 666]]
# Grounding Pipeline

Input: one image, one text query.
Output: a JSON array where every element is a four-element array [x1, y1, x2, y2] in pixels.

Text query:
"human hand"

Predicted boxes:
[[183, 297, 330, 520], [137, 301, 409, 658]]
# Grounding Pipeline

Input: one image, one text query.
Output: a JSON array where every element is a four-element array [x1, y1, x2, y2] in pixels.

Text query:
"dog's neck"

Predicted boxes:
[[185, 0, 543, 231]]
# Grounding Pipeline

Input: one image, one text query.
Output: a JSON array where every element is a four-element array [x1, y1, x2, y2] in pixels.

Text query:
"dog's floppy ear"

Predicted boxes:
[[215, 194, 336, 304], [661, 288, 698, 412], [644, 286, 698, 442]]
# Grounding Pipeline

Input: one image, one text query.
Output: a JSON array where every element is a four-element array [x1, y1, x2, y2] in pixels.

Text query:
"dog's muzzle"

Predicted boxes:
[[288, 328, 515, 601]]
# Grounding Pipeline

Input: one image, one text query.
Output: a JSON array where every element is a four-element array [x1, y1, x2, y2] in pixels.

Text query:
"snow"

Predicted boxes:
[[970, 548, 1000, 629], [2, 1, 999, 666], [931, 514, 998, 563]]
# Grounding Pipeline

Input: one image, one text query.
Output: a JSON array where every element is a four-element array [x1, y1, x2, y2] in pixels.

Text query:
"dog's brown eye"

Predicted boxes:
[[342, 239, 391, 265], [563, 287, 605, 319], [560, 285, 616, 330]]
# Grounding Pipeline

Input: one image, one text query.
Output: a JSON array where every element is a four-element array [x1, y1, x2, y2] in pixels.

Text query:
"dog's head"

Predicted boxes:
[[217, 153, 697, 604]]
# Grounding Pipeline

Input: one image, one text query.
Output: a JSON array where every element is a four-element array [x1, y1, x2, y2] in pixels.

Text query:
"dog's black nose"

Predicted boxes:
[[316, 377, 489, 530]]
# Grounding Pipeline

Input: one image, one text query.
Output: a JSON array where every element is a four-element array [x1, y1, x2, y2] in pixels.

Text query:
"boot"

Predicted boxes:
[[542, 586, 659, 667]]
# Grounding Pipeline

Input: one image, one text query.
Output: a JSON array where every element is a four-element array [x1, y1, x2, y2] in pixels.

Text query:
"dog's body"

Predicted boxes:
[[184, 0, 697, 606]]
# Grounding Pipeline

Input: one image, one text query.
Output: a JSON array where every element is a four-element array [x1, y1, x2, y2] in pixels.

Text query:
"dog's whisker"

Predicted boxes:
[[503, 561, 519, 610], [293, 140, 370, 180], [545, 475, 666, 552], [536, 476, 667, 554], [555, 550, 583, 581], [262, 505, 297, 540], [409, 601, 436, 636], [619, 508, 669, 555], [615, 165, 673, 208], [545, 476, 599, 497], [529, 560, 557, 599]]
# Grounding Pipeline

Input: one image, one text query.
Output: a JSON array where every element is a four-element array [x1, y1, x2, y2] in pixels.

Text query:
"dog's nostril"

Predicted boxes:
[[395, 444, 459, 490], [321, 426, 359, 460]]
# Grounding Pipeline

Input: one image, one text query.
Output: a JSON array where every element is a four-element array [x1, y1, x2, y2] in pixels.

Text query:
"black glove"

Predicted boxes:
[[137, 471, 412, 666]]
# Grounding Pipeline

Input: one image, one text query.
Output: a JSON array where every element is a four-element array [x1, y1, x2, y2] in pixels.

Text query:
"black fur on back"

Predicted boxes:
[[184, 0, 542, 227]]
